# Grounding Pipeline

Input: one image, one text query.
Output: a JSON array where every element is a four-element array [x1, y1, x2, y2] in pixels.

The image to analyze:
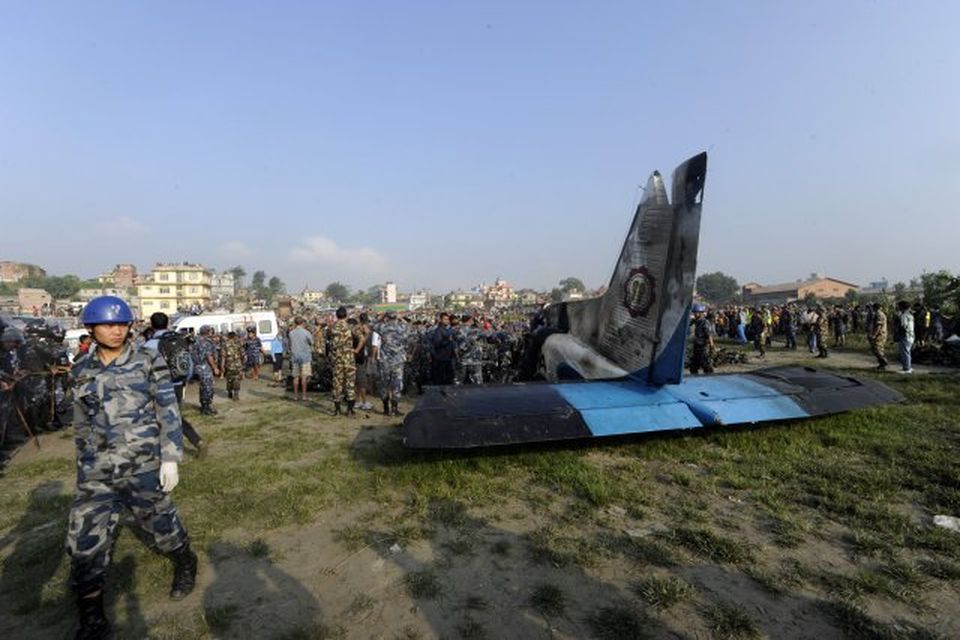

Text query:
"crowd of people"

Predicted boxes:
[[688, 300, 954, 374]]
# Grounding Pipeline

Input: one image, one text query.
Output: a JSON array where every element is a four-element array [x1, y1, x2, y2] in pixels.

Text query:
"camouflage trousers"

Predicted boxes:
[[196, 364, 214, 408], [870, 339, 888, 367], [65, 469, 188, 593], [455, 363, 483, 385], [225, 371, 242, 393], [332, 363, 356, 402], [689, 345, 714, 374], [378, 362, 404, 399]]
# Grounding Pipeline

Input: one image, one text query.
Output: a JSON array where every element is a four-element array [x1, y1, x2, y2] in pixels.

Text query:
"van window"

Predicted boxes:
[[258, 320, 273, 334], [220, 323, 229, 333], [232, 321, 245, 333]]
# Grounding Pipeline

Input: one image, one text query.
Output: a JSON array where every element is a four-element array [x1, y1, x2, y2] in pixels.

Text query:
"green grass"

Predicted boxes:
[[1, 372, 958, 638], [703, 602, 761, 639], [631, 575, 695, 610], [662, 527, 754, 565]]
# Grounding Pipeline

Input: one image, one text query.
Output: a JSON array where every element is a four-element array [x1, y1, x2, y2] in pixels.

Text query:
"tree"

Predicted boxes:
[[892, 282, 907, 301], [229, 266, 247, 292], [325, 282, 350, 303], [267, 276, 285, 296], [21, 274, 84, 299], [350, 285, 382, 305], [695, 272, 740, 304], [251, 270, 266, 290], [549, 288, 564, 303], [558, 277, 585, 294], [920, 270, 958, 310]]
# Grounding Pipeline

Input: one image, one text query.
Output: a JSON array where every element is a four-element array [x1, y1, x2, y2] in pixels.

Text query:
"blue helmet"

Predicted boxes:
[[81, 296, 134, 325], [692, 303, 707, 313]]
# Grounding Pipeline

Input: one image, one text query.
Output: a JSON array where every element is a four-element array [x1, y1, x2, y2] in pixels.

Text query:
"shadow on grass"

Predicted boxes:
[[202, 541, 327, 639], [0, 480, 70, 623]]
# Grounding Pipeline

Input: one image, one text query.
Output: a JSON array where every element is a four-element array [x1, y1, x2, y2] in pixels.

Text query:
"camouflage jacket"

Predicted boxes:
[[72, 343, 183, 481], [456, 325, 484, 364], [329, 320, 355, 364], [376, 321, 408, 367], [223, 340, 244, 372], [191, 336, 217, 369], [872, 310, 888, 342]]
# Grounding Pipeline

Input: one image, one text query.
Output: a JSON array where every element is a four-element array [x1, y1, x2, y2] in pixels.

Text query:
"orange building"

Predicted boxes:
[[742, 274, 859, 305]]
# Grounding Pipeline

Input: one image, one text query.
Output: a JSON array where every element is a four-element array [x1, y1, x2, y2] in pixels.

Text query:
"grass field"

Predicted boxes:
[[1, 354, 958, 639]]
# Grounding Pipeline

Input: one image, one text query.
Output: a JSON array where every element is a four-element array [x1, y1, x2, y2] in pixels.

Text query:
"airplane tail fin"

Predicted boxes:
[[562, 152, 706, 384]]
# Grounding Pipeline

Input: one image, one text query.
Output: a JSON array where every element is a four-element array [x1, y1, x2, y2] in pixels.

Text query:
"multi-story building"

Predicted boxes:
[[137, 263, 212, 316], [298, 288, 326, 305], [97, 264, 139, 289], [210, 272, 236, 299], [408, 291, 430, 310], [481, 277, 517, 307], [0, 261, 45, 283], [446, 290, 482, 309], [381, 281, 398, 304]]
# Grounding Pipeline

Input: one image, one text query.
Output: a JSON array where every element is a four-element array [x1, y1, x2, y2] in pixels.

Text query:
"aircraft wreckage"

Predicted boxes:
[[402, 152, 903, 448]]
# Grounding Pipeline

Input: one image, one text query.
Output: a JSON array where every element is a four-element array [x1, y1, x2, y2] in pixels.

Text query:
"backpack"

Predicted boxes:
[[158, 332, 195, 383]]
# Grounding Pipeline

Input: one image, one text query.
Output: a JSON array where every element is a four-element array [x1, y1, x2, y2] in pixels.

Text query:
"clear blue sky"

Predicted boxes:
[[1, 1, 958, 293]]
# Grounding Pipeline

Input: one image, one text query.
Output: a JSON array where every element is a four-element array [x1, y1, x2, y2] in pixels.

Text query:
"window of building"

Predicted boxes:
[[189, 287, 197, 293], [159, 273, 169, 281], [160, 301, 170, 309], [159, 287, 170, 294]]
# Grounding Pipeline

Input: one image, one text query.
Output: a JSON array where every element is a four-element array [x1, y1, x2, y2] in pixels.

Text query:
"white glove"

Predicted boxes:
[[159, 461, 180, 493]]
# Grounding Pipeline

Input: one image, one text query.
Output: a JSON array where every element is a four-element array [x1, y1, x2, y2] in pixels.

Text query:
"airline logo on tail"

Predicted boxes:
[[623, 267, 656, 318]]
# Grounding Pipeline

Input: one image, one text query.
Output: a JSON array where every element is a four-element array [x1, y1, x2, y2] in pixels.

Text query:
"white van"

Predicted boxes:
[[173, 311, 279, 355]]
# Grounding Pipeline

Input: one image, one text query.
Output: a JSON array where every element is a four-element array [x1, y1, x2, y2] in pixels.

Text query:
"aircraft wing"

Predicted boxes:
[[401, 366, 903, 449]]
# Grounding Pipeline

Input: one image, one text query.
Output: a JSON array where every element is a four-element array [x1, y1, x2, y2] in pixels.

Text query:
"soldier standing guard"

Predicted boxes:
[[223, 331, 245, 400], [455, 315, 484, 384], [66, 296, 197, 640], [868, 302, 888, 371], [191, 325, 220, 415], [813, 306, 830, 359], [376, 311, 408, 415], [688, 303, 714, 374], [329, 306, 357, 416]]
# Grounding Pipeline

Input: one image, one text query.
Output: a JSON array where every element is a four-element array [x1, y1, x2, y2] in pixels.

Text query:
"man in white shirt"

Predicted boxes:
[[895, 301, 915, 373]]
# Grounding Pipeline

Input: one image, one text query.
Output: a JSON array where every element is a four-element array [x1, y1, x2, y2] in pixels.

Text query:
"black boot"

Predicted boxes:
[[346, 400, 356, 417], [391, 399, 404, 417], [382, 398, 390, 415], [75, 590, 111, 640], [333, 402, 341, 416], [168, 542, 198, 600]]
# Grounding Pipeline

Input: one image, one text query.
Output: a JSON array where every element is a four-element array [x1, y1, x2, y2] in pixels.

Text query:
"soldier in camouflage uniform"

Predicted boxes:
[[67, 297, 196, 640], [191, 325, 220, 414], [222, 331, 245, 400], [411, 320, 432, 393], [376, 310, 408, 415], [813, 306, 829, 358], [688, 303, 715, 374], [455, 315, 484, 385], [868, 302, 888, 370], [329, 306, 356, 416]]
